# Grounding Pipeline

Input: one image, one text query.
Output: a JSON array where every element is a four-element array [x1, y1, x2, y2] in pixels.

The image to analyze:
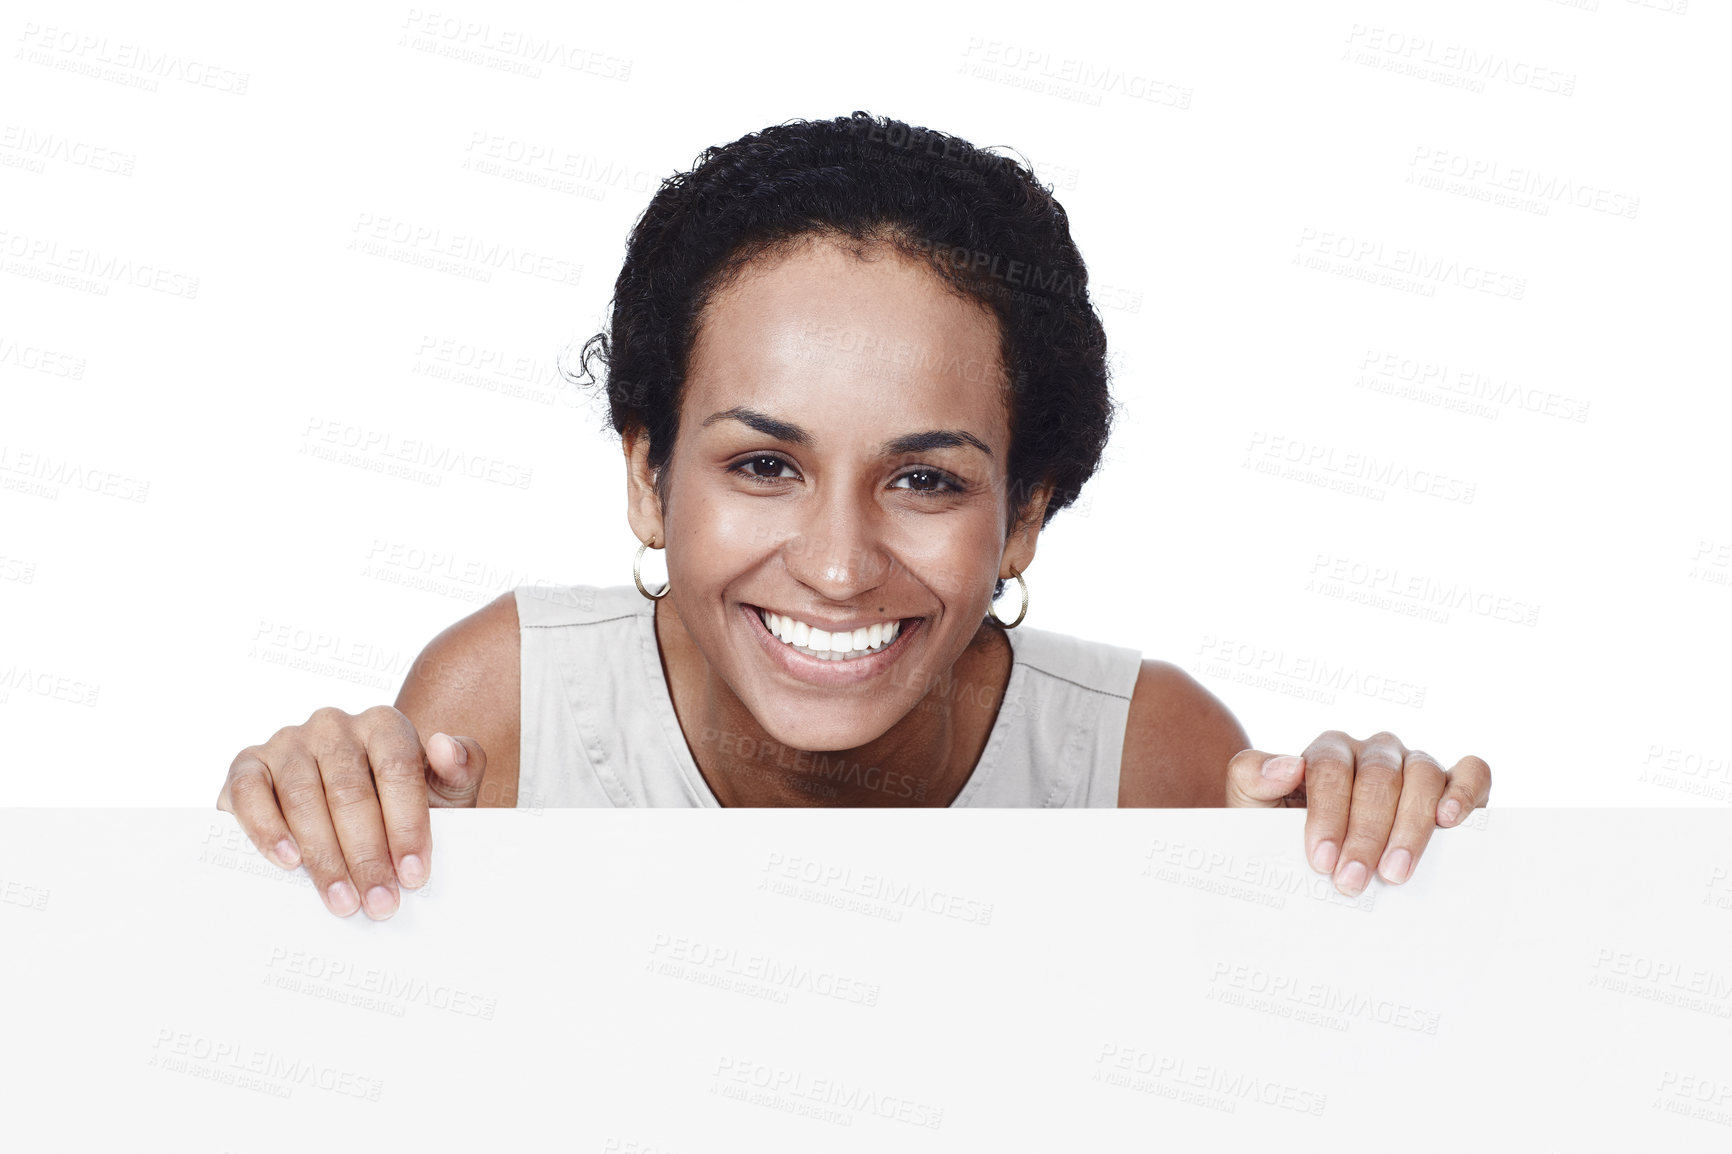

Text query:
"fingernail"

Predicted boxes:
[[1380, 847, 1412, 884], [438, 732, 467, 768], [1439, 799, 1462, 825], [327, 880, 360, 915], [399, 853, 426, 888], [1311, 840, 1338, 872], [364, 885, 397, 920], [1336, 860, 1368, 896], [1262, 755, 1301, 778], [274, 837, 300, 868]]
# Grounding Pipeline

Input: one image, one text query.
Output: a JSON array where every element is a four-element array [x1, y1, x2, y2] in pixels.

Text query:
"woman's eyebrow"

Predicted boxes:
[[884, 428, 992, 458], [702, 406, 992, 458]]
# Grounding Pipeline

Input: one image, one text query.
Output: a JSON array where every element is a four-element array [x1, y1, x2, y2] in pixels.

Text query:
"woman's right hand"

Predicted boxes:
[[216, 705, 487, 920]]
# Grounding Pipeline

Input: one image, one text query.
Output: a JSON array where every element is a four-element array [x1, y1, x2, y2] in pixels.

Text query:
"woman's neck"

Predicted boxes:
[[651, 596, 1012, 807]]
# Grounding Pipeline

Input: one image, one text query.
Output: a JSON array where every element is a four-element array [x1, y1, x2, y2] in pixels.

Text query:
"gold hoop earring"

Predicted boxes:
[[633, 538, 669, 601], [987, 571, 1028, 629]]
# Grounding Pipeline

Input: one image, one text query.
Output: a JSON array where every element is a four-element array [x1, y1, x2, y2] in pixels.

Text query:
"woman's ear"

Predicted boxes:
[[622, 426, 667, 546], [1000, 479, 1052, 579]]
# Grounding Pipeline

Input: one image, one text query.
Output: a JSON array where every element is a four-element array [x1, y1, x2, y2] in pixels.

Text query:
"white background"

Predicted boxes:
[[2, 0, 1728, 804]]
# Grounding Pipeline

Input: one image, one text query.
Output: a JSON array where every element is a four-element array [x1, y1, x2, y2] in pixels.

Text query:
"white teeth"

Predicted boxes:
[[757, 608, 901, 660]]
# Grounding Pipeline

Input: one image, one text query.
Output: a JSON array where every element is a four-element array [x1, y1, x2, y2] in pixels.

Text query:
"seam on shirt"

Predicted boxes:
[[1043, 686, 1101, 807], [1016, 662, 1136, 702], [521, 613, 640, 630]]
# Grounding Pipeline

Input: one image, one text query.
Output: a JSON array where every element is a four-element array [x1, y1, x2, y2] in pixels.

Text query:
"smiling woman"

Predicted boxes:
[[217, 112, 1491, 921]]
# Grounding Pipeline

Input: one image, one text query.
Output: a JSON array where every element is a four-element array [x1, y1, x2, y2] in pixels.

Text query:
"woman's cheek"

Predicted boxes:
[[899, 514, 1002, 601], [672, 484, 763, 557]]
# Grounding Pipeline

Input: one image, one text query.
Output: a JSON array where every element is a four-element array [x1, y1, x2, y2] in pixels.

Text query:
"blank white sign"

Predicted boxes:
[[4, 808, 1729, 1150]]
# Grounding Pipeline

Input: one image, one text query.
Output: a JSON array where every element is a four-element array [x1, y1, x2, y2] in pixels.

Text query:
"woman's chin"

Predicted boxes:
[[747, 701, 897, 756]]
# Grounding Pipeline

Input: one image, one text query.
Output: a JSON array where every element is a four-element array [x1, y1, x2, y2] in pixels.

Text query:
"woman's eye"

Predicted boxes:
[[733, 455, 797, 483], [730, 457, 961, 496], [891, 469, 960, 495]]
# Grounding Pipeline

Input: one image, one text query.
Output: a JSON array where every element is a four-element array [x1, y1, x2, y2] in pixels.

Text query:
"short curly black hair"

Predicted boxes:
[[568, 111, 1116, 600]]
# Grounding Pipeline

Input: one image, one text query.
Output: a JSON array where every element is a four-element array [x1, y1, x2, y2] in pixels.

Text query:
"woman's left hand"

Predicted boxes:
[[1224, 731, 1492, 896]]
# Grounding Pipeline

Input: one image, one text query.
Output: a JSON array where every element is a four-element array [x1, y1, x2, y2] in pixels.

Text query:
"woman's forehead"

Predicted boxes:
[[685, 238, 1010, 432]]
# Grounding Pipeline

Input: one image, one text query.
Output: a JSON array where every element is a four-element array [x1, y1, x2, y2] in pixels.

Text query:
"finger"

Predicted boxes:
[[1436, 754, 1492, 826], [316, 733, 402, 921], [1334, 730, 1409, 896], [1298, 731, 1357, 877], [425, 731, 487, 807], [272, 744, 363, 918], [221, 748, 301, 869], [357, 708, 432, 890], [1378, 749, 1448, 884], [1223, 749, 1305, 807]]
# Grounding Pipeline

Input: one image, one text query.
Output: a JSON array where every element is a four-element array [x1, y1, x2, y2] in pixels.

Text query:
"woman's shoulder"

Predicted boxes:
[[1001, 620, 1142, 698], [1117, 659, 1250, 807], [999, 623, 1245, 805], [393, 590, 525, 805], [511, 583, 645, 628]]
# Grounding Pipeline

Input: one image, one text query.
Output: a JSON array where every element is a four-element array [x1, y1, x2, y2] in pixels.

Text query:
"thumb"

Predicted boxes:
[[1224, 749, 1305, 808], [425, 731, 487, 807]]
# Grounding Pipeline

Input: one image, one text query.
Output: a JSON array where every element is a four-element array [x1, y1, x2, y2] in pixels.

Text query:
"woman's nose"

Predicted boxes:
[[780, 505, 890, 600]]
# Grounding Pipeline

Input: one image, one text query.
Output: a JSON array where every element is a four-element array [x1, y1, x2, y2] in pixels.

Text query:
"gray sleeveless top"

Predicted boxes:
[[514, 584, 1142, 808]]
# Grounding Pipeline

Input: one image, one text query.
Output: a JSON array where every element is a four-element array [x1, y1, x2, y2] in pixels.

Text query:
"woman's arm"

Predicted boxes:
[[216, 593, 520, 920], [1118, 659, 1251, 807], [1121, 658, 1493, 894], [393, 590, 523, 807]]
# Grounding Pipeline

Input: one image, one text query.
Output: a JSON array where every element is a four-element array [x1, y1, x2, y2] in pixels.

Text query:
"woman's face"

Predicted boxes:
[[625, 234, 1046, 752]]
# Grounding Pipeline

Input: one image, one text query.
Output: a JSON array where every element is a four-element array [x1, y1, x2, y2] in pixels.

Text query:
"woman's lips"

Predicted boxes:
[[741, 603, 923, 686]]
